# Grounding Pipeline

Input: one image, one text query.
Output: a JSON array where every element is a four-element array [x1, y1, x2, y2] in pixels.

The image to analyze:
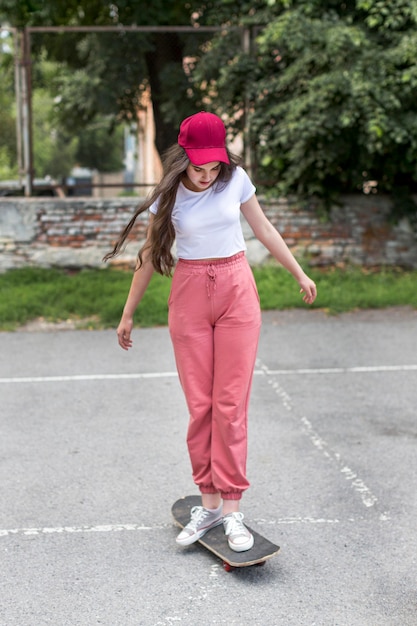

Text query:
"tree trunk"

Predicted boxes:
[[144, 33, 185, 156]]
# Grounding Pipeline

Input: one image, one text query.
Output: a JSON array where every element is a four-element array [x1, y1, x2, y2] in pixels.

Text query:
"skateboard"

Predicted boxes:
[[172, 495, 280, 572]]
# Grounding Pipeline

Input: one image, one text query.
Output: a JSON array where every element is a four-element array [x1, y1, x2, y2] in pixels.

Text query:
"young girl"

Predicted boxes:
[[104, 111, 317, 552]]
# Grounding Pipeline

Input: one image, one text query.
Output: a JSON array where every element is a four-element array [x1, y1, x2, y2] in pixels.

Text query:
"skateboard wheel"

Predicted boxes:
[[223, 562, 234, 572]]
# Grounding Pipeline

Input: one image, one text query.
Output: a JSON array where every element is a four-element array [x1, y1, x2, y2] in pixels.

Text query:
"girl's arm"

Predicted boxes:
[[241, 194, 317, 304], [117, 220, 155, 350]]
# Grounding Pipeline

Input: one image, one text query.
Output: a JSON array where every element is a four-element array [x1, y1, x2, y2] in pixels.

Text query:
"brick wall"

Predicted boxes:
[[260, 194, 417, 268], [0, 198, 148, 271], [0, 194, 416, 272]]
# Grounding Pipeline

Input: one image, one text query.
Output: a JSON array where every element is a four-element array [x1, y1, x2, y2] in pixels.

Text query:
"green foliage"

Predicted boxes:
[[0, 30, 18, 180], [198, 0, 417, 213], [257, 2, 417, 203], [0, 146, 18, 180], [31, 81, 124, 178], [357, 0, 415, 30], [76, 122, 124, 172], [0, 1, 219, 155], [3, 0, 417, 214], [32, 88, 78, 178]]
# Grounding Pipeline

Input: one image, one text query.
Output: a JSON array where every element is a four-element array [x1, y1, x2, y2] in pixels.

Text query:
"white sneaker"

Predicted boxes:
[[223, 512, 254, 552], [176, 505, 223, 546]]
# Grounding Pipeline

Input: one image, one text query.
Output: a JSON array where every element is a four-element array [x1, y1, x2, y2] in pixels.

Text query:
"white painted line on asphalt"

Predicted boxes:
[[254, 512, 391, 525], [1, 364, 416, 384], [0, 372, 179, 384], [0, 523, 166, 538], [300, 415, 378, 507], [268, 364, 417, 375], [258, 360, 380, 509], [0, 513, 390, 540]]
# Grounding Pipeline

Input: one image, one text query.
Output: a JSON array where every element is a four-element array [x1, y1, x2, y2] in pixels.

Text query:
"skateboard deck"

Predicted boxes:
[[172, 495, 280, 571]]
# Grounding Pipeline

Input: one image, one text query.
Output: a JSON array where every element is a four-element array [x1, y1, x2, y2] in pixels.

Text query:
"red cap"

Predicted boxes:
[[178, 111, 230, 165]]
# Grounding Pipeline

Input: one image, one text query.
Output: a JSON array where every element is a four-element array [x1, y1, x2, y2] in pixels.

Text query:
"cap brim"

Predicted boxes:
[[185, 147, 230, 166]]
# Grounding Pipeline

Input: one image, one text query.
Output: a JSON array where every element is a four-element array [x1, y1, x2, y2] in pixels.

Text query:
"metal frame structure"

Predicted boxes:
[[1, 24, 250, 196]]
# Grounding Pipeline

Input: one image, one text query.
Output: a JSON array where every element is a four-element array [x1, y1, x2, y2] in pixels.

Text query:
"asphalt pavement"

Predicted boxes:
[[1, 307, 416, 626]]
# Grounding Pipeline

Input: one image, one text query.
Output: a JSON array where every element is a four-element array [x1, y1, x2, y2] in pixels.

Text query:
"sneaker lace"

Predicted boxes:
[[224, 512, 247, 537], [187, 506, 210, 531]]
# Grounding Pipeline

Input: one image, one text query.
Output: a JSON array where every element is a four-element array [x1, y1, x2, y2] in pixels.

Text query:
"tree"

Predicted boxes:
[[0, 1, 223, 155], [32, 88, 78, 179], [3, 0, 417, 213], [35, 60, 125, 175], [197, 0, 417, 212]]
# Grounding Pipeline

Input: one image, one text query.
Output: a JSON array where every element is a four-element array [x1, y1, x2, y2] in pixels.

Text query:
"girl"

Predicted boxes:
[[104, 111, 317, 552]]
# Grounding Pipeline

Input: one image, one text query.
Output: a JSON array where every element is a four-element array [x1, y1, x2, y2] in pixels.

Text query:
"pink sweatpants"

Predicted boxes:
[[168, 252, 262, 501]]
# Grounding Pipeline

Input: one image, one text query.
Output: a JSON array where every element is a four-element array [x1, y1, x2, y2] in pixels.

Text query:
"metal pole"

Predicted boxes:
[[21, 27, 33, 196], [27, 25, 224, 33], [13, 29, 23, 183], [242, 27, 252, 178]]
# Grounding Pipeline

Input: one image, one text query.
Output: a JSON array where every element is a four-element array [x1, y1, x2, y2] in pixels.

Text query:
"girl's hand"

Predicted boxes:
[[117, 317, 134, 350], [299, 275, 317, 305]]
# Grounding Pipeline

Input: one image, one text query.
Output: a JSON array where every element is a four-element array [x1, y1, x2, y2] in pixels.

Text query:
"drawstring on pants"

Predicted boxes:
[[206, 264, 216, 298]]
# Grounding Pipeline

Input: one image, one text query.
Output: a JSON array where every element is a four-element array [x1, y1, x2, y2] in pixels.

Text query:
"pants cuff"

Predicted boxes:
[[199, 485, 220, 495], [220, 491, 243, 501]]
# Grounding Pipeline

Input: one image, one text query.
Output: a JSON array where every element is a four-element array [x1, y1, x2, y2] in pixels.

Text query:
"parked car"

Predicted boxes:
[[0, 177, 59, 197]]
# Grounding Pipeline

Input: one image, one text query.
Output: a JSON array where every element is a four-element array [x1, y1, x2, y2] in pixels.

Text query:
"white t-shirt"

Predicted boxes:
[[149, 166, 256, 260]]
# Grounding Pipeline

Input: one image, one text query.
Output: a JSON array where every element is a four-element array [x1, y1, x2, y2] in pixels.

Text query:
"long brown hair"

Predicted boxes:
[[103, 144, 240, 275]]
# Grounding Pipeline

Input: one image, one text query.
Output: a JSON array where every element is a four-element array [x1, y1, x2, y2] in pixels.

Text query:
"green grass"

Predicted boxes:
[[252, 265, 417, 314], [0, 265, 415, 331], [0, 267, 171, 330]]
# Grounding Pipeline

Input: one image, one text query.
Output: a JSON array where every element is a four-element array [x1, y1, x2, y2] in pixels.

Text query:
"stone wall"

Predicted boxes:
[[0, 198, 148, 272], [258, 194, 417, 268], [0, 194, 416, 273]]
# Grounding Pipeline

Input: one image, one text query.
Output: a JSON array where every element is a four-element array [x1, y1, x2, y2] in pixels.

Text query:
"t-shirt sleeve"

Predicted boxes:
[[239, 167, 256, 203], [149, 199, 159, 215]]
